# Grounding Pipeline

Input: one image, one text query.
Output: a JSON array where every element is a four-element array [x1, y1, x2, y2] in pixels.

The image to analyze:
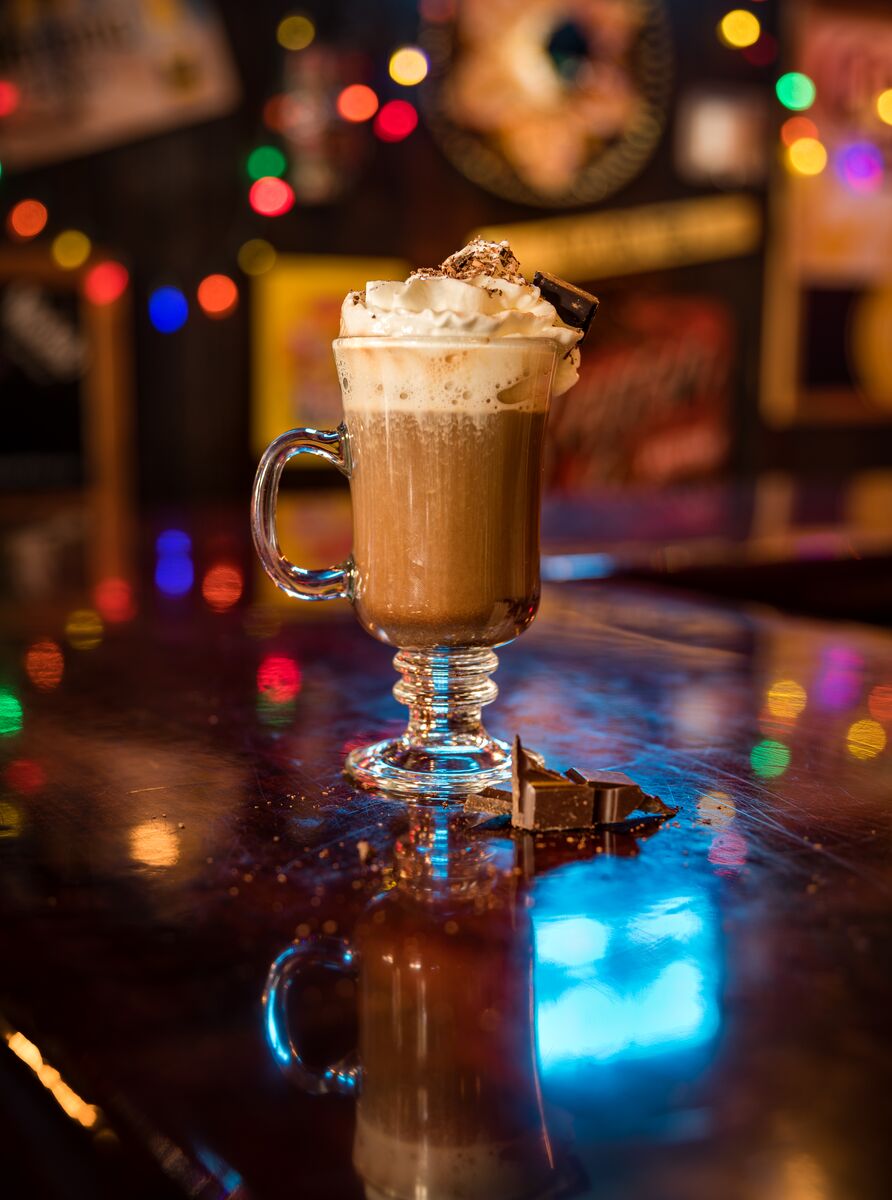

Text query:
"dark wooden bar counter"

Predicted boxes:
[[1, 512, 890, 1199]]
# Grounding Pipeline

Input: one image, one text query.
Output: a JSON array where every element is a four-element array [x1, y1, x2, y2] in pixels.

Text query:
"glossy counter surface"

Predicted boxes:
[[0, 551, 890, 1199]]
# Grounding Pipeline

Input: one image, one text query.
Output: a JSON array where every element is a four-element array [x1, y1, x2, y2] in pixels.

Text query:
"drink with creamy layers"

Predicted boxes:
[[336, 337, 556, 647]]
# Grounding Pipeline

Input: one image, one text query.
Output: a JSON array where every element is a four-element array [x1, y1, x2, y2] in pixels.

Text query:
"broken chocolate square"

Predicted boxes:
[[512, 736, 594, 831], [463, 786, 512, 817], [532, 271, 599, 338]]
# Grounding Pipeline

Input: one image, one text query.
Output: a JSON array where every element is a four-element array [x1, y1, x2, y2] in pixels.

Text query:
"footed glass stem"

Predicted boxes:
[[345, 647, 511, 799]]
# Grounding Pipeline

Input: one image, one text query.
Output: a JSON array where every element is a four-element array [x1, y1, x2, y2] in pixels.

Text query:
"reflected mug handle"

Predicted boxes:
[[263, 936, 360, 1097], [251, 426, 354, 601]]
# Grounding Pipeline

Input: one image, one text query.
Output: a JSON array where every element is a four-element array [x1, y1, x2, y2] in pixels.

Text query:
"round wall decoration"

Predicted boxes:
[[421, 0, 673, 208]]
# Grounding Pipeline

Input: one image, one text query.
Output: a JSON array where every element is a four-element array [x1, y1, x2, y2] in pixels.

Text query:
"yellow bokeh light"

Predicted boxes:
[[697, 791, 736, 829], [51, 229, 91, 270], [0, 800, 22, 840], [787, 137, 827, 176], [6, 1031, 99, 1128], [877, 89, 892, 126], [238, 238, 277, 276], [846, 718, 886, 760], [766, 679, 807, 720], [64, 608, 103, 651], [130, 820, 180, 868], [277, 14, 314, 51], [717, 9, 760, 49], [388, 46, 429, 87]]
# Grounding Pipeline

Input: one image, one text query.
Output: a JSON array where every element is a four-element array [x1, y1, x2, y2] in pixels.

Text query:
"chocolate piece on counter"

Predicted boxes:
[[464, 787, 512, 817], [512, 736, 594, 831], [532, 271, 599, 337], [639, 793, 678, 818], [565, 767, 587, 784]]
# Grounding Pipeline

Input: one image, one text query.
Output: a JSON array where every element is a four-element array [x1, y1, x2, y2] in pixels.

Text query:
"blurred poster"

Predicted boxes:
[[0, 0, 239, 170], [762, 4, 892, 426], [251, 255, 407, 456], [547, 293, 733, 489]]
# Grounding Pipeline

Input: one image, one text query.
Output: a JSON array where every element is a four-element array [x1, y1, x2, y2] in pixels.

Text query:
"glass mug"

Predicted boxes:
[[251, 335, 559, 798], [263, 827, 557, 1200]]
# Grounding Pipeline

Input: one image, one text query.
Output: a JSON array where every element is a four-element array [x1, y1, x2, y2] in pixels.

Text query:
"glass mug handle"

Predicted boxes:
[[263, 936, 360, 1096], [251, 426, 354, 601]]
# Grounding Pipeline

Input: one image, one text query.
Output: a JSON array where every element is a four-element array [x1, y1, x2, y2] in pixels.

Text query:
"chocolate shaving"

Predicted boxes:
[[532, 271, 599, 339]]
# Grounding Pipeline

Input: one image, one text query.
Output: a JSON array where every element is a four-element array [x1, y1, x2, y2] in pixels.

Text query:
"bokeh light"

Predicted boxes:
[[202, 563, 243, 612], [766, 679, 807, 720], [197, 274, 239, 318], [868, 684, 892, 723], [65, 608, 103, 651], [717, 10, 760, 49], [836, 142, 884, 194], [878, 89, 892, 126], [0, 687, 23, 737], [846, 718, 886, 761], [51, 230, 91, 270], [374, 99, 418, 142], [780, 116, 818, 146], [708, 829, 748, 874], [0, 801, 22, 839], [8, 199, 48, 241], [155, 529, 193, 597], [787, 137, 827, 176], [389, 46, 429, 86], [776, 72, 816, 111], [93, 578, 136, 623], [149, 287, 188, 333], [24, 640, 63, 691], [238, 239, 277, 276], [276, 14, 315, 51], [336, 84, 379, 123], [817, 647, 862, 710], [247, 144, 287, 180], [750, 739, 790, 778], [83, 261, 129, 306], [697, 791, 736, 829], [4, 759, 45, 793], [130, 820, 180, 868], [249, 176, 295, 217], [257, 654, 301, 704], [0, 80, 21, 117], [740, 32, 777, 66]]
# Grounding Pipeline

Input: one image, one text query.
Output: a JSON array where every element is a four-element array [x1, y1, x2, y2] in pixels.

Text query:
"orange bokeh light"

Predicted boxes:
[[4, 759, 45, 793], [8, 199, 48, 241], [83, 261, 129, 306], [93, 578, 136, 623], [24, 640, 64, 691], [202, 563, 244, 612], [336, 84, 379, 123], [781, 116, 818, 147], [197, 274, 239, 318]]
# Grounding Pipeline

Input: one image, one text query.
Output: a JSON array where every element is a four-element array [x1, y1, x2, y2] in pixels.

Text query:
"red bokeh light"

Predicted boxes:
[[197, 274, 239, 318], [708, 829, 748, 875], [868, 684, 892, 723], [93, 578, 136, 623], [336, 84, 379, 123], [8, 199, 48, 241], [83, 261, 129, 306], [780, 116, 818, 146], [24, 640, 64, 691], [741, 32, 777, 66], [257, 655, 302, 704], [373, 100, 418, 143], [202, 563, 244, 612], [249, 176, 295, 217], [0, 80, 21, 117], [4, 759, 45, 793]]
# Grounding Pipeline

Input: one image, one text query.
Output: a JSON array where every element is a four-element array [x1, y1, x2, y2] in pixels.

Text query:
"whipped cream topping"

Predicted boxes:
[[339, 239, 582, 395]]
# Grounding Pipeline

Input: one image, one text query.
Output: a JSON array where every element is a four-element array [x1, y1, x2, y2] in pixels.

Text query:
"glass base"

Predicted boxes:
[[344, 646, 513, 800]]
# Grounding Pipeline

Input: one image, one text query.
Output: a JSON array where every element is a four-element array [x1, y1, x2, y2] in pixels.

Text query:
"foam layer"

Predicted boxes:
[[354, 1114, 555, 1200], [339, 239, 582, 396], [334, 339, 557, 416]]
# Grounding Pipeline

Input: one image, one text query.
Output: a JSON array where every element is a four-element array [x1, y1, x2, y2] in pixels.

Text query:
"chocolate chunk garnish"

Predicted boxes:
[[463, 786, 512, 817], [512, 736, 594, 831], [533, 271, 599, 338]]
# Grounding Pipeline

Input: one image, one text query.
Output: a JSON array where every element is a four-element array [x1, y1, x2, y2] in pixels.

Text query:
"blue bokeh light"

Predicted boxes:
[[149, 286, 189, 333], [156, 529, 191, 556], [155, 553, 194, 596]]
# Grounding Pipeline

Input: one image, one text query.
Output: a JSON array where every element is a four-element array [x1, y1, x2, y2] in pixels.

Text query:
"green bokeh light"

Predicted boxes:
[[776, 72, 816, 111], [750, 739, 790, 778], [0, 687, 23, 737], [247, 145, 287, 181]]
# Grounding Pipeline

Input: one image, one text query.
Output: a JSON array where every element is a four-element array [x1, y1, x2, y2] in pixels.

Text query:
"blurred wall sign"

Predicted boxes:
[[421, 0, 672, 207], [762, 3, 892, 427], [251, 256, 408, 458], [0, 0, 239, 169], [475, 195, 763, 282]]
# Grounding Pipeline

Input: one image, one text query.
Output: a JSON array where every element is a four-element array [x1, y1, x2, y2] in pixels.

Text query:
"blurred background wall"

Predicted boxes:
[[0, 0, 891, 505]]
